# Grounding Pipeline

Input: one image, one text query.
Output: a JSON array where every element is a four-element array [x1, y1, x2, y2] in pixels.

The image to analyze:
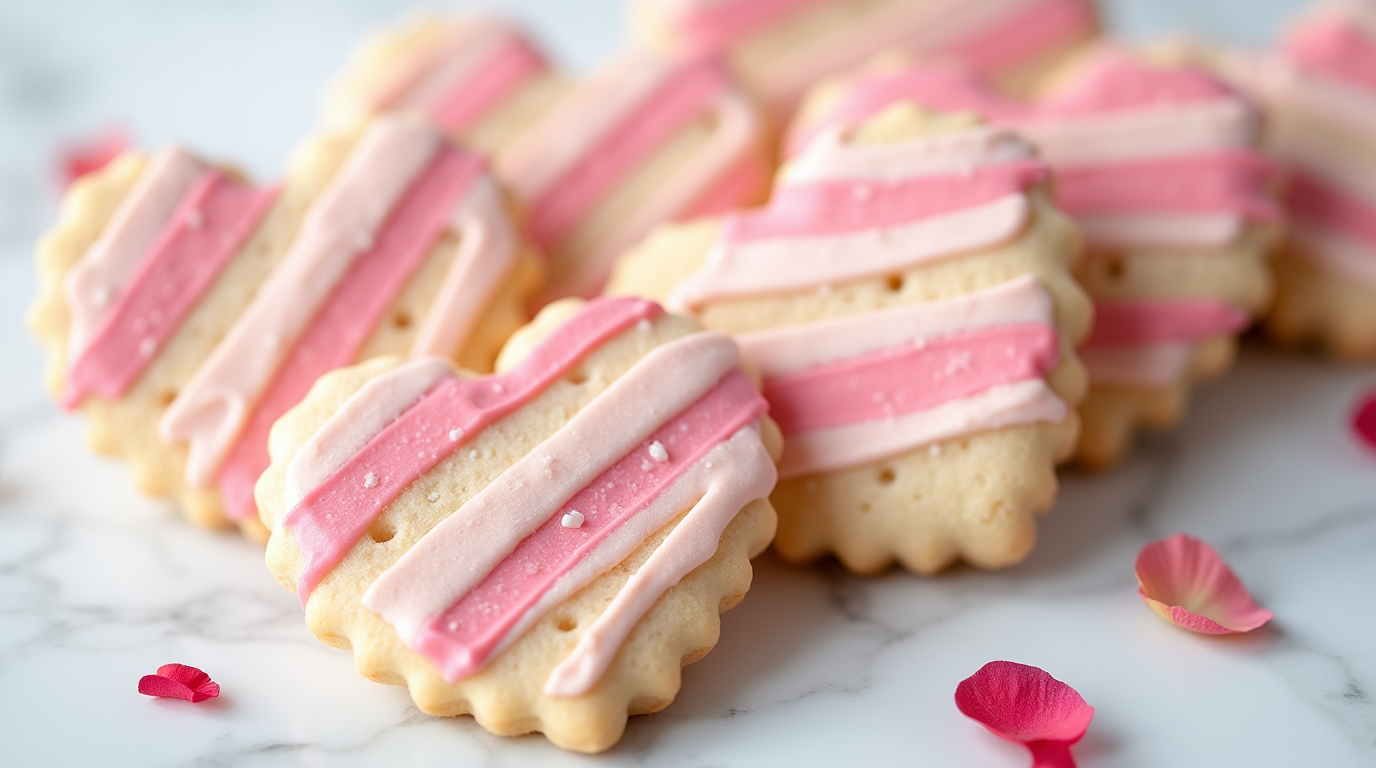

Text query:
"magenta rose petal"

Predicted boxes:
[[138, 663, 220, 703], [955, 661, 1094, 768], [1135, 533, 1273, 635]]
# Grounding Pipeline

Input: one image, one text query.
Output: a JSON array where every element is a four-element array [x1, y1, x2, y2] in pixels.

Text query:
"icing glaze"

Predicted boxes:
[[498, 53, 764, 299], [396, 369, 765, 684], [62, 169, 278, 408], [284, 297, 662, 603], [63, 148, 207, 360], [777, 379, 1066, 478], [1085, 300, 1249, 348], [356, 17, 548, 135], [669, 127, 1044, 310], [363, 331, 746, 640]]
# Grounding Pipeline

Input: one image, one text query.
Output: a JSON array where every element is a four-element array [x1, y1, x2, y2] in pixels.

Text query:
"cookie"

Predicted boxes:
[[324, 14, 566, 156], [629, 0, 1101, 119], [29, 138, 334, 531], [790, 48, 1279, 468], [155, 116, 543, 539], [1202, 1, 1376, 360], [257, 297, 780, 752], [609, 104, 1092, 574], [493, 50, 772, 302]]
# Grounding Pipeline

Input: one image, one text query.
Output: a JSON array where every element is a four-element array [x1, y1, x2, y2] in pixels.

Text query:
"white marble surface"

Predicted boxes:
[[2, 1, 1374, 766]]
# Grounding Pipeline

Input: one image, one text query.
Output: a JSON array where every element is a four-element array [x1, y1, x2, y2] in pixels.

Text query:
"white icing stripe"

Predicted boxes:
[[1279, 140, 1376, 208], [464, 426, 772, 689], [283, 357, 451, 509], [782, 125, 1036, 184], [667, 193, 1031, 310], [737, 275, 1053, 378], [159, 118, 442, 488], [362, 332, 743, 641], [409, 174, 520, 357], [1075, 212, 1248, 249], [1080, 342, 1195, 388], [1016, 100, 1258, 167], [497, 54, 668, 203], [1223, 50, 1376, 153], [544, 425, 776, 697], [1289, 221, 1376, 289], [64, 148, 208, 360], [776, 378, 1067, 478]]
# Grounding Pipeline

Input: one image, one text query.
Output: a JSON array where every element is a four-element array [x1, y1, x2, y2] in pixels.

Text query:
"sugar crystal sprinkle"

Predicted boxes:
[[561, 510, 585, 529], [427, 491, 440, 502], [363, 472, 379, 489], [648, 441, 669, 463], [448, 428, 464, 442]]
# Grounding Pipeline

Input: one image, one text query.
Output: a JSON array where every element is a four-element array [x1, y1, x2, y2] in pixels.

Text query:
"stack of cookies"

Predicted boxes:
[[26, 0, 1362, 753]]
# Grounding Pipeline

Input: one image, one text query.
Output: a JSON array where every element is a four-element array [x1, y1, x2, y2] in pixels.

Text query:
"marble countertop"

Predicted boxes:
[[2, 1, 1373, 766]]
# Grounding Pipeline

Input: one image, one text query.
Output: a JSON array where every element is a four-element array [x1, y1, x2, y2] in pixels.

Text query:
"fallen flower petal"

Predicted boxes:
[[1351, 390, 1376, 450], [955, 661, 1094, 768], [138, 663, 220, 703], [59, 126, 129, 189], [1135, 533, 1273, 635]]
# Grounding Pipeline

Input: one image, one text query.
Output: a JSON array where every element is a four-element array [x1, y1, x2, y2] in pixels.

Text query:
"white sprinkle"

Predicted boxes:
[[185, 209, 204, 228], [363, 472, 379, 488], [704, 461, 713, 469], [852, 184, 872, 201], [138, 338, 156, 356], [648, 441, 669, 463], [492, 382, 505, 393], [929, 443, 943, 458], [448, 428, 464, 441], [447, 619, 460, 632], [470, 449, 479, 459], [637, 318, 652, 333], [427, 491, 440, 502], [561, 510, 585, 529]]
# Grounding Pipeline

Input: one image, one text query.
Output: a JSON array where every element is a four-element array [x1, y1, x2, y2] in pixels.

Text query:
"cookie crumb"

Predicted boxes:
[[363, 472, 379, 489], [561, 510, 585, 529], [929, 443, 943, 458], [427, 491, 440, 502], [648, 441, 669, 463]]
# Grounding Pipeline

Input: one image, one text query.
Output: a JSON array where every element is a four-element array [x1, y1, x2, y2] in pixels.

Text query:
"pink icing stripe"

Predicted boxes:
[[763, 323, 1059, 435], [430, 35, 547, 134], [216, 147, 485, 520], [674, 0, 825, 56], [1053, 152, 1279, 220], [1286, 171, 1376, 250], [524, 59, 731, 249], [950, 0, 1095, 76], [724, 161, 1045, 241], [62, 173, 278, 409], [1084, 301, 1249, 348], [284, 297, 662, 604], [410, 371, 766, 681], [684, 150, 772, 220], [1286, 17, 1376, 95]]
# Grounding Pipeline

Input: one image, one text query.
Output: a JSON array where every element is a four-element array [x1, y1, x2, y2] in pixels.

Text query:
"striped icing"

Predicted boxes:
[[1085, 301, 1251, 348], [161, 118, 520, 520], [62, 163, 278, 408], [284, 297, 663, 603], [668, 127, 1043, 309], [282, 299, 772, 697], [498, 52, 764, 299], [353, 17, 548, 136]]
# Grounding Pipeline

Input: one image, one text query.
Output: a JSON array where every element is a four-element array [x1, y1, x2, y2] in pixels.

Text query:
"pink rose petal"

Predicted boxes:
[[955, 661, 1094, 768], [138, 663, 220, 703], [1351, 391, 1376, 450], [59, 126, 129, 189], [1135, 533, 1273, 635]]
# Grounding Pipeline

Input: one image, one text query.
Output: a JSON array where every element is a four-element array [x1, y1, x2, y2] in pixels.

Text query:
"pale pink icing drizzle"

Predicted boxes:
[[62, 170, 279, 408], [284, 297, 662, 604], [668, 128, 1043, 310], [360, 18, 548, 135], [401, 369, 765, 683], [1084, 301, 1249, 348], [665, 0, 823, 56], [777, 379, 1065, 477], [498, 53, 764, 299], [739, 274, 1053, 377], [363, 331, 745, 639], [64, 148, 207, 360]]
